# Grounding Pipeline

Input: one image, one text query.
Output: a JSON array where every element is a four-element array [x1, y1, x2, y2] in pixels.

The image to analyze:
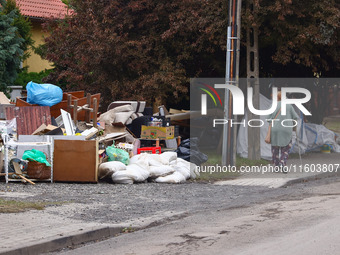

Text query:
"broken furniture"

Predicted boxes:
[[15, 91, 100, 120], [53, 140, 98, 183], [67, 93, 98, 127], [3, 134, 54, 184]]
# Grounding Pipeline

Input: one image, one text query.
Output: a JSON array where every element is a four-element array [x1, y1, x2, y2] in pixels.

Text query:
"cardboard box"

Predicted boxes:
[[141, 125, 174, 140]]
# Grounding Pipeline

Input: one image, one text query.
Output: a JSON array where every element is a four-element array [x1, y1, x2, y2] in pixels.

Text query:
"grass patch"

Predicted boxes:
[[0, 199, 63, 213], [236, 156, 269, 168], [196, 150, 270, 182], [323, 117, 340, 134], [0, 199, 46, 213]]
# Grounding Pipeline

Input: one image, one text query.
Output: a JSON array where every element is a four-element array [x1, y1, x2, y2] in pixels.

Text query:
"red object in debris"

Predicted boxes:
[[137, 147, 161, 154]]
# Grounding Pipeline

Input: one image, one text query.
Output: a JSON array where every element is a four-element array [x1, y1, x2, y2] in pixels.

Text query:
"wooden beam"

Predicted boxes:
[[85, 93, 91, 123]]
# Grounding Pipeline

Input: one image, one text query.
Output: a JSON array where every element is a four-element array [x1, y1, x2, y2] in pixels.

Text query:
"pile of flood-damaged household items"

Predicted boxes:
[[0, 82, 207, 185]]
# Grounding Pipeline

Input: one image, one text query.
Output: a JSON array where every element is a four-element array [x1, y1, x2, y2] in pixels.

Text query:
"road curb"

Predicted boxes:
[[0, 226, 123, 255], [282, 171, 340, 187]]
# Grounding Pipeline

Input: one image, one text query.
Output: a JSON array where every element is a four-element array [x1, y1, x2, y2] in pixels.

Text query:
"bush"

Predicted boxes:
[[14, 69, 53, 88]]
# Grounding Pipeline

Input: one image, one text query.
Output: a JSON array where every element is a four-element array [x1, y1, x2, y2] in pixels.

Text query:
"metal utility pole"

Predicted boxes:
[[246, 0, 261, 160], [222, 0, 242, 166]]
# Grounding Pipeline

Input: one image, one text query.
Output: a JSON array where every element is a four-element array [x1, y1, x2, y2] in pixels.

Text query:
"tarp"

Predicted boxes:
[[237, 94, 340, 160]]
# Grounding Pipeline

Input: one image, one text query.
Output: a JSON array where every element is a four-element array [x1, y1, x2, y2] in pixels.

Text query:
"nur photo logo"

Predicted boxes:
[[198, 82, 223, 115]]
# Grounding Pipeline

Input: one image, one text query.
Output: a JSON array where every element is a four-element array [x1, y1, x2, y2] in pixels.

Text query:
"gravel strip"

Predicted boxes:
[[2, 175, 338, 225], [0, 181, 269, 224]]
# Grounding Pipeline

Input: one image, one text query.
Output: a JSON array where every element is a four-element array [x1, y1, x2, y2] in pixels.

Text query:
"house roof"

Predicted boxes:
[[16, 0, 69, 19]]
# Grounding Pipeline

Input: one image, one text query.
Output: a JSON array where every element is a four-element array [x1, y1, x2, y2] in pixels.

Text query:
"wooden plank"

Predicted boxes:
[[19, 175, 36, 185], [85, 93, 91, 123], [81, 127, 98, 140], [53, 140, 98, 183], [32, 124, 58, 135], [6, 106, 51, 136], [13, 161, 36, 185]]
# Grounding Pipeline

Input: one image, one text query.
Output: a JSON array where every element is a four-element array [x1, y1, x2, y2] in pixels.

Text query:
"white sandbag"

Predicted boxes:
[[145, 154, 168, 166], [176, 158, 200, 179], [98, 161, 126, 179], [130, 153, 165, 167], [121, 164, 150, 182], [112, 164, 150, 182], [159, 152, 177, 164], [148, 165, 175, 178], [169, 159, 177, 166], [189, 162, 199, 179], [111, 171, 134, 184], [173, 165, 190, 180], [129, 154, 149, 169], [155, 171, 186, 184], [129, 154, 142, 164]]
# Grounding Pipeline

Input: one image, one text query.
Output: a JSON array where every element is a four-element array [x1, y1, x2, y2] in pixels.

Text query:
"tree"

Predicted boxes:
[[42, 0, 339, 111], [241, 0, 340, 77], [0, 0, 24, 92], [42, 0, 227, 109], [2, 0, 33, 61]]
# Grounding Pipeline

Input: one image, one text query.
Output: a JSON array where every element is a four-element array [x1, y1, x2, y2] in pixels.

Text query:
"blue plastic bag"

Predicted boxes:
[[27, 81, 63, 107]]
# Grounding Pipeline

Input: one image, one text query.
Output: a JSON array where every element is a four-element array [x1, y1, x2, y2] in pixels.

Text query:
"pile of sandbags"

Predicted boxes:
[[98, 152, 199, 184]]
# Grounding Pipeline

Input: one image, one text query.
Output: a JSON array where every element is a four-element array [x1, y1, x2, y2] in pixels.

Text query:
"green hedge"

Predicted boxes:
[[14, 69, 53, 88]]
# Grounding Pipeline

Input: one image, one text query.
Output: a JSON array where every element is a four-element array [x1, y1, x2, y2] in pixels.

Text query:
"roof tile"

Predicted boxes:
[[16, 0, 69, 19]]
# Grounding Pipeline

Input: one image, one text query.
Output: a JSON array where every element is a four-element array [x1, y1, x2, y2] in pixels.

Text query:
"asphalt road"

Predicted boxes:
[[53, 175, 340, 255]]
